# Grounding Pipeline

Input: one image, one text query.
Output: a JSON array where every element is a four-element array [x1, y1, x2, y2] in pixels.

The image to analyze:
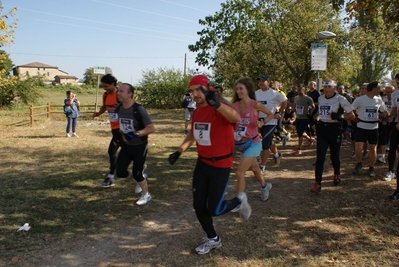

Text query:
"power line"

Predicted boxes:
[[7, 52, 187, 59]]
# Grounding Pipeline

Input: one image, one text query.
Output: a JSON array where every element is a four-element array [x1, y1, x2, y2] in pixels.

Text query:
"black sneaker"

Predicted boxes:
[[333, 174, 341, 186], [390, 190, 399, 200], [100, 177, 115, 188], [311, 182, 321, 193], [352, 162, 363, 175]]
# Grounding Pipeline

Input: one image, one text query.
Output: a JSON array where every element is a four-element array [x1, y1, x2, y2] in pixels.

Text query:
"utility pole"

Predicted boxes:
[[184, 53, 187, 76]]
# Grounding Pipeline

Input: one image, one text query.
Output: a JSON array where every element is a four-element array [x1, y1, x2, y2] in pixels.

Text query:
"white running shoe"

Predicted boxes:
[[195, 237, 222, 255], [383, 171, 396, 181], [66, 133, 71, 137], [72, 132, 79, 138], [136, 192, 152, 206], [261, 183, 272, 201], [238, 192, 251, 220], [377, 155, 386, 164], [286, 132, 291, 141]]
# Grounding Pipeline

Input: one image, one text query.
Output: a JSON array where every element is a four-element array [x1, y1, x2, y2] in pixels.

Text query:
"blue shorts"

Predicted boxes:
[[241, 141, 262, 158]]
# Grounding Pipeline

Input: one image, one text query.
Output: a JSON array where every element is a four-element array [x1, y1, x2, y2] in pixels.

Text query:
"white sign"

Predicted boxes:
[[311, 43, 327, 71], [93, 66, 106, 75]]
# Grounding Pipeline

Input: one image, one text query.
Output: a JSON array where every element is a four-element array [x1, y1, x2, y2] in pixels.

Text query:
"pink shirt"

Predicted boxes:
[[232, 99, 261, 142]]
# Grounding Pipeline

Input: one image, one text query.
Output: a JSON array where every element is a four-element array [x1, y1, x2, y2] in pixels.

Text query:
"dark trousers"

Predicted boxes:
[[108, 129, 120, 175], [192, 159, 240, 238], [315, 123, 342, 184], [388, 123, 398, 172], [116, 142, 147, 182]]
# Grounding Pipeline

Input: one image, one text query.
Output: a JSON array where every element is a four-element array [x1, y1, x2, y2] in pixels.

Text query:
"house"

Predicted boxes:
[[12, 62, 77, 85], [54, 75, 79, 85]]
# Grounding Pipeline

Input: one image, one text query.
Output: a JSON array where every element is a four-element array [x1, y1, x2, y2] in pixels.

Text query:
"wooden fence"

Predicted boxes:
[[29, 103, 96, 126]]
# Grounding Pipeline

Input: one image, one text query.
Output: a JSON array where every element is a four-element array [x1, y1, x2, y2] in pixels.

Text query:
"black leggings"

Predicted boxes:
[[315, 123, 342, 183], [116, 142, 147, 182], [108, 129, 120, 175], [388, 123, 398, 172], [192, 159, 240, 238]]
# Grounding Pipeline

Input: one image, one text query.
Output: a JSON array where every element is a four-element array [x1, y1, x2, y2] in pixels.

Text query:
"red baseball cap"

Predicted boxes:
[[189, 74, 208, 87]]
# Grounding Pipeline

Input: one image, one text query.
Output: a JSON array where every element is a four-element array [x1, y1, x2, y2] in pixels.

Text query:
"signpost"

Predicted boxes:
[[311, 43, 327, 71], [94, 66, 106, 111]]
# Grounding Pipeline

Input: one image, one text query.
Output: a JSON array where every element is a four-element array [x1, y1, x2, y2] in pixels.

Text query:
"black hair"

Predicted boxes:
[[366, 81, 379, 92], [66, 90, 72, 96], [395, 73, 399, 80], [122, 83, 135, 94], [215, 85, 223, 92], [101, 74, 117, 85]]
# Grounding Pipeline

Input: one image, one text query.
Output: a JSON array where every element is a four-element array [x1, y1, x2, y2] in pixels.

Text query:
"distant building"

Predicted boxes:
[[12, 61, 77, 85]]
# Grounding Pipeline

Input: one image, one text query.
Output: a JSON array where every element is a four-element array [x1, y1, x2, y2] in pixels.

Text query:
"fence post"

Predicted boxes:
[[30, 105, 34, 126], [47, 103, 51, 119]]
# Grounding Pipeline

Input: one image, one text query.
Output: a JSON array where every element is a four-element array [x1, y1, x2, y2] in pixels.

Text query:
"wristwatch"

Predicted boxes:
[[133, 131, 140, 137]]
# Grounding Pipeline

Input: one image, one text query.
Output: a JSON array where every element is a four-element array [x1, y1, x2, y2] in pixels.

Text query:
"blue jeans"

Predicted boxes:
[[66, 117, 77, 133]]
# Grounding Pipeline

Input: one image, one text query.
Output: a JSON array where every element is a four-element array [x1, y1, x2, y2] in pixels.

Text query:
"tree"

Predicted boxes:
[[137, 67, 191, 109], [189, 0, 348, 88], [82, 68, 101, 87], [331, 0, 399, 35]]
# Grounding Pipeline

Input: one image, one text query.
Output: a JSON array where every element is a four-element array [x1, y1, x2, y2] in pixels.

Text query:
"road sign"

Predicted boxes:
[[311, 43, 327, 71], [93, 66, 106, 75]]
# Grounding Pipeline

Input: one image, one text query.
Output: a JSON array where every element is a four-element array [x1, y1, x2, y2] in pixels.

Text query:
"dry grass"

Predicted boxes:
[[1, 106, 399, 267]]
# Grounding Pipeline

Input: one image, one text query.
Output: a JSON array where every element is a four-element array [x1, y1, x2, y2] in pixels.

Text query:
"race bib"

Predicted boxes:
[[259, 100, 267, 105], [363, 107, 377, 121], [234, 126, 247, 141], [193, 122, 211, 146], [119, 118, 136, 133], [108, 110, 118, 122], [319, 105, 331, 120], [296, 105, 304, 115], [385, 101, 391, 111]]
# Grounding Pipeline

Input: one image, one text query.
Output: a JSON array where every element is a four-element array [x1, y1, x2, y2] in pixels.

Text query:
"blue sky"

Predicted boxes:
[[2, 0, 225, 85]]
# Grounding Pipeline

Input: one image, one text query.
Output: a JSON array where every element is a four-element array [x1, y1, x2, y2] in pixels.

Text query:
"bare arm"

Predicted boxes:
[[215, 103, 240, 124]]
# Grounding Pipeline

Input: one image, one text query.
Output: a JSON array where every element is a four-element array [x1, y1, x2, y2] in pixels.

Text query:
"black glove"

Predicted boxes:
[[331, 112, 344, 121], [199, 86, 221, 109], [168, 151, 181, 165]]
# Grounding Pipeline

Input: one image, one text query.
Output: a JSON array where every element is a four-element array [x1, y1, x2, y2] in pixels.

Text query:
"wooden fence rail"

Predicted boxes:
[[29, 103, 96, 126]]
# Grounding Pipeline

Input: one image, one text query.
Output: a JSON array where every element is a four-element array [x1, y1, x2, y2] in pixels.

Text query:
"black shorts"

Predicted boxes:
[[355, 127, 379, 145], [295, 119, 309, 137]]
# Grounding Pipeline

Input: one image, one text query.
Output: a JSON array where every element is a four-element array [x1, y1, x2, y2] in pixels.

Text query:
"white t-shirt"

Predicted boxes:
[[352, 95, 387, 130], [382, 95, 392, 114], [391, 90, 399, 122], [255, 88, 287, 125], [318, 93, 353, 123]]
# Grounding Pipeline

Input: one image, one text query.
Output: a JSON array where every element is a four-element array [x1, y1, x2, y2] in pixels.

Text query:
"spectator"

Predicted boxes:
[[182, 91, 196, 135], [64, 90, 80, 137]]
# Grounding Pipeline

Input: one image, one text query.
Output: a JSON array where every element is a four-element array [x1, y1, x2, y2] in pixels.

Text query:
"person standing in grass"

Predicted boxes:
[[64, 90, 80, 138], [93, 74, 121, 188], [168, 74, 250, 255], [231, 77, 273, 202], [116, 83, 155, 206]]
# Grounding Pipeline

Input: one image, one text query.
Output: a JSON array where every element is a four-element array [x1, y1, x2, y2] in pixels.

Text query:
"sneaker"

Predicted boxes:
[[286, 132, 291, 141], [66, 133, 71, 137], [292, 149, 302, 155], [261, 183, 272, 201], [282, 136, 287, 147], [350, 152, 356, 159], [352, 162, 363, 175], [310, 182, 321, 193], [136, 192, 152, 206], [184, 129, 189, 135], [368, 167, 376, 177], [72, 132, 79, 138], [259, 164, 266, 173], [238, 192, 251, 220], [307, 138, 315, 148], [100, 176, 115, 188], [333, 174, 341, 186], [273, 152, 282, 167], [362, 151, 369, 160], [231, 204, 240, 212], [390, 190, 399, 200], [383, 171, 396, 181], [377, 155, 386, 164], [195, 237, 222, 255]]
